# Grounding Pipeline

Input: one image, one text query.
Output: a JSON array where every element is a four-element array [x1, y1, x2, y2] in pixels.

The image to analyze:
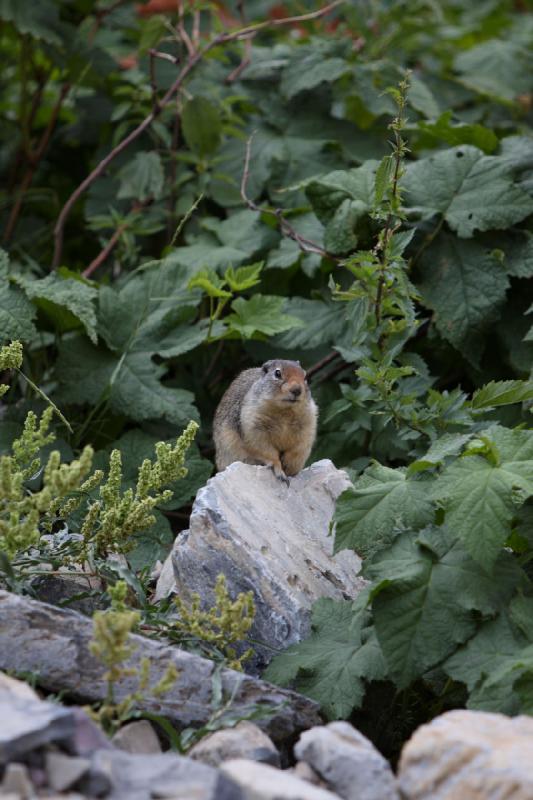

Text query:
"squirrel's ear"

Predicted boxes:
[[262, 363, 269, 374]]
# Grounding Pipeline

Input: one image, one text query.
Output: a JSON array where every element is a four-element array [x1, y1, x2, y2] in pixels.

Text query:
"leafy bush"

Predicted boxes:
[[1, 0, 533, 758]]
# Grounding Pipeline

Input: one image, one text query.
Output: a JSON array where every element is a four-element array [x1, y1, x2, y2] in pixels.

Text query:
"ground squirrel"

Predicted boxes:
[[213, 359, 318, 483]]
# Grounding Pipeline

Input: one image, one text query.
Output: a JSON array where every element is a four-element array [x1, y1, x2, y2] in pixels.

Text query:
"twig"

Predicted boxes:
[[83, 222, 128, 279], [307, 351, 340, 379], [52, 0, 343, 268], [319, 360, 352, 384], [241, 135, 339, 261], [225, 38, 252, 83], [177, 0, 196, 57], [149, 50, 161, 113], [226, 0, 251, 83], [3, 83, 70, 243]]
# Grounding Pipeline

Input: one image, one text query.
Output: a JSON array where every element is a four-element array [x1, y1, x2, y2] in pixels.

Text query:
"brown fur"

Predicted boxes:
[[213, 359, 318, 481]]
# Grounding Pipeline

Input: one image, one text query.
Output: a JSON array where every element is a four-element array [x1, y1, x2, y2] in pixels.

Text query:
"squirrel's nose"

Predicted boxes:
[[290, 385, 302, 398]]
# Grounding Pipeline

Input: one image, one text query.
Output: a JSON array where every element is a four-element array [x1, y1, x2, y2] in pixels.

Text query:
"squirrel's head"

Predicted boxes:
[[259, 359, 310, 406]]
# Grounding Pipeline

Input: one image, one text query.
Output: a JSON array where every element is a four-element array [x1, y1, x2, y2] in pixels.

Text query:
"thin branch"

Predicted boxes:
[[225, 37, 252, 83], [177, 0, 196, 57], [149, 49, 161, 113], [307, 351, 340, 380], [83, 222, 128, 279], [241, 134, 339, 261], [3, 83, 70, 243], [52, 0, 343, 267]]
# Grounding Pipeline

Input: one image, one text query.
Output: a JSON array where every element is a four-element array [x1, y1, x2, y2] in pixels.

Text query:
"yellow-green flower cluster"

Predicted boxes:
[[173, 574, 255, 670], [0, 340, 23, 397], [83, 420, 199, 558], [88, 580, 178, 733]]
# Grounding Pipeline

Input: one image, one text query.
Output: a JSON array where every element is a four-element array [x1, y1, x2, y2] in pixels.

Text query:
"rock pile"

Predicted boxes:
[[0, 673, 399, 800], [3, 677, 533, 800]]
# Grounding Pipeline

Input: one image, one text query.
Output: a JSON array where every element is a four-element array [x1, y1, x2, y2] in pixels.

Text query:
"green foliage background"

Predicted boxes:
[[2, 0, 533, 758]]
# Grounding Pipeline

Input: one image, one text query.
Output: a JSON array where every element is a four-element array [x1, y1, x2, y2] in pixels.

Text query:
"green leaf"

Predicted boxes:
[[404, 146, 533, 237], [181, 97, 222, 157], [264, 594, 387, 719], [408, 75, 440, 118], [188, 270, 231, 299], [224, 263, 263, 292], [117, 151, 164, 202], [333, 464, 434, 558], [306, 163, 377, 254], [374, 155, 394, 205], [417, 111, 498, 154], [22, 273, 98, 344], [471, 380, 533, 410], [433, 426, 533, 570], [444, 613, 531, 714], [417, 234, 509, 366], [280, 48, 351, 100], [56, 337, 198, 427], [367, 526, 520, 689], [0, 250, 36, 343], [407, 433, 473, 474], [225, 295, 303, 340], [0, 0, 61, 43], [275, 297, 366, 352], [128, 510, 174, 572], [454, 40, 533, 103]]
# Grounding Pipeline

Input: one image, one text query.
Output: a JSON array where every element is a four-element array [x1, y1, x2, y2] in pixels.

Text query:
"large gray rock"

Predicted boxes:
[[0, 590, 320, 745], [0, 693, 75, 764], [294, 721, 399, 800], [188, 721, 280, 768], [220, 759, 341, 800], [399, 709, 533, 800], [156, 460, 365, 669], [83, 749, 243, 800]]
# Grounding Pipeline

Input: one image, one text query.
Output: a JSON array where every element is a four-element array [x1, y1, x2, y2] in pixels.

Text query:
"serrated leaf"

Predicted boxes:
[[0, 0, 61, 43], [280, 48, 350, 100], [56, 337, 198, 427], [433, 426, 533, 570], [454, 40, 533, 103], [407, 433, 473, 474], [418, 111, 498, 154], [374, 155, 394, 205], [188, 270, 231, 299], [408, 75, 440, 118], [367, 526, 520, 689], [417, 234, 508, 366], [0, 250, 36, 343], [333, 464, 434, 558], [225, 295, 303, 339], [264, 594, 387, 719], [117, 151, 164, 202], [224, 263, 263, 292], [404, 146, 533, 237], [22, 273, 98, 344], [471, 380, 533, 410], [444, 613, 531, 714], [306, 163, 377, 254], [181, 96, 222, 157]]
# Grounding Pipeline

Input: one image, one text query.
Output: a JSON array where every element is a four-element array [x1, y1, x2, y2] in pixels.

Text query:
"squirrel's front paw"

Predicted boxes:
[[270, 465, 290, 486]]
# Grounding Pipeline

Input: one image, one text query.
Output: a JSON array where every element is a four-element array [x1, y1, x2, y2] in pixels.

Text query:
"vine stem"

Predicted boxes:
[[3, 83, 70, 243], [241, 134, 340, 261], [51, 0, 344, 268]]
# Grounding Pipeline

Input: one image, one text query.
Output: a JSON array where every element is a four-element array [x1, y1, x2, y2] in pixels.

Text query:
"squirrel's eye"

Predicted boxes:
[[274, 368, 282, 379]]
